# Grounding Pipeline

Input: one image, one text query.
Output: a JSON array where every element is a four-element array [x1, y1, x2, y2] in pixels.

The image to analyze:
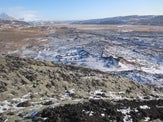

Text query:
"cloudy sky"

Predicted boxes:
[[0, 0, 163, 21]]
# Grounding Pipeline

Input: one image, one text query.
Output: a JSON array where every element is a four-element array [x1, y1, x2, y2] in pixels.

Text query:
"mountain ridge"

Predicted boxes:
[[1, 13, 163, 26], [73, 15, 163, 26]]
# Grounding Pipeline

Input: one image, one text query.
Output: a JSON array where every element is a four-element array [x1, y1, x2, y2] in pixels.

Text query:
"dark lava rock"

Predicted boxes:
[[31, 99, 163, 122], [0, 81, 7, 92], [7, 111, 15, 115], [17, 101, 31, 107], [24, 111, 40, 119], [42, 100, 53, 105], [0, 113, 7, 122]]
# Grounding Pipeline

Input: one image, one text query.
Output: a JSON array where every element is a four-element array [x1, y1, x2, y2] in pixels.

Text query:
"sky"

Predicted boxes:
[[0, 0, 163, 21]]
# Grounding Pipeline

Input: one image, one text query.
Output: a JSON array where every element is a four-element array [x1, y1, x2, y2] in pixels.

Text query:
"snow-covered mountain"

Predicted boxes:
[[0, 13, 30, 27], [0, 13, 16, 20]]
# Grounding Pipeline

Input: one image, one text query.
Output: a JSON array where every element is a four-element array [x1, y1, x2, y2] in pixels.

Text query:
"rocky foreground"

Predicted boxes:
[[0, 55, 163, 122], [34, 99, 163, 122]]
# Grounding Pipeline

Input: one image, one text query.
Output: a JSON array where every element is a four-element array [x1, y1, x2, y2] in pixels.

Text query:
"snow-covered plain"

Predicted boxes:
[[20, 29, 163, 86]]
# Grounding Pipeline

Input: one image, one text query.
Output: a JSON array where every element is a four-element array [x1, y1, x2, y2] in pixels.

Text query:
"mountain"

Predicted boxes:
[[73, 15, 163, 26], [0, 13, 16, 20], [0, 13, 30, 26]]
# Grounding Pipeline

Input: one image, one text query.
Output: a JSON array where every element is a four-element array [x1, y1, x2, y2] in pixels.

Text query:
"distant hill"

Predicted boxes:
[[73, 15, 163, 26], [0, 13, 16, 20], [0, 13, 30, 26], [0, 19, 29, 26]]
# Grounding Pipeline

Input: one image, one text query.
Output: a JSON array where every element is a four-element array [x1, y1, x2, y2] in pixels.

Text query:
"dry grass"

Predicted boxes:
[[0, 55, 155, 101], [53, 24, 163, 32], [0, 24, 163, 55], [0, 29, 46, 54]]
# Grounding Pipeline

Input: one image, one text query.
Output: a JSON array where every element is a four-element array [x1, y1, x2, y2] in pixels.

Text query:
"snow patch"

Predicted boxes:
[[101, 113, 105, 117], [140, 105, 150, 109], [144, 117, 150, 121], [94, 89, 105, 97], [117, 107, 133, 122]]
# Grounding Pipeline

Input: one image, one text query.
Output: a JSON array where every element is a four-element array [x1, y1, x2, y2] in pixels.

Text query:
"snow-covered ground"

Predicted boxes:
[[19, 29, 163, 86]]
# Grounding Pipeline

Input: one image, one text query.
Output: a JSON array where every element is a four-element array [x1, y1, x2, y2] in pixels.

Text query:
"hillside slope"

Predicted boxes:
[[1, 55, 157, 100], [0, 55, 163, 121]]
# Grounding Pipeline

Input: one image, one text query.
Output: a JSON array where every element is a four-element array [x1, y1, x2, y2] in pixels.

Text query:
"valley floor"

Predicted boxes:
[[0, 23, 163, 121]]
